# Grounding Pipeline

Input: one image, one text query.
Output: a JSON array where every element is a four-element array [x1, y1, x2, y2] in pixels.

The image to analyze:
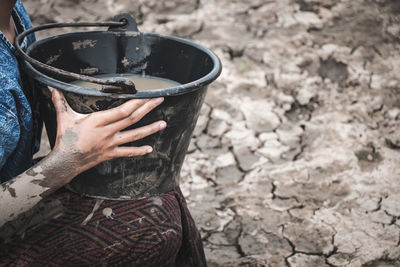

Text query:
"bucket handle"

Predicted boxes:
[[15, 14, 139, 94]]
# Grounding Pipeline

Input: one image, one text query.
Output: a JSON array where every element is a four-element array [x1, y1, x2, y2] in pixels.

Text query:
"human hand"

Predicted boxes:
[[49, 88, 166, 178]]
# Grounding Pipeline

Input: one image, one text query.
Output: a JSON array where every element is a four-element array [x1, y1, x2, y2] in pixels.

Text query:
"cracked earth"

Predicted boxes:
[[26, 0, 400, 266]]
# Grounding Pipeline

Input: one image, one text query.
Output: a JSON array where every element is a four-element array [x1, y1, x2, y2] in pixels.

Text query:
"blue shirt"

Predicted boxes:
[[0, 0, 41, 183]]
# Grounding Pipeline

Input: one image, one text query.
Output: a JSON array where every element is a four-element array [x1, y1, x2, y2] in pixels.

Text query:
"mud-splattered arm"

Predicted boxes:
[[0, 88, 166, 227]]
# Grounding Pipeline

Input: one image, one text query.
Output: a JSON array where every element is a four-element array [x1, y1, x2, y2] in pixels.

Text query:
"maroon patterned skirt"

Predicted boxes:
[[0, 187, 206, 266]]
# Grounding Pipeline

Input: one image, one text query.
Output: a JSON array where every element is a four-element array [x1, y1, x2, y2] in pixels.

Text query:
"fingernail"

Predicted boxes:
[[159, 121, 167, 129], [155, 97, 164, 104], [146, 146, 153, 153], [48, 87, 54, 92]]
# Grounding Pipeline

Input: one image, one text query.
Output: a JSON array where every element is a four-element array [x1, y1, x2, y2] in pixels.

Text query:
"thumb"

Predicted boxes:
[[50, 88, 72, 117]]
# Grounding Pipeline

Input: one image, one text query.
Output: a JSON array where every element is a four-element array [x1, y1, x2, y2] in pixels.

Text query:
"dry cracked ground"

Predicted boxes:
[[25, 0, 400, 266]]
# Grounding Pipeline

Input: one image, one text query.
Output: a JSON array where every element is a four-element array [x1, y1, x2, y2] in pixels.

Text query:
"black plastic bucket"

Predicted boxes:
[[19, 14, 221, 200]]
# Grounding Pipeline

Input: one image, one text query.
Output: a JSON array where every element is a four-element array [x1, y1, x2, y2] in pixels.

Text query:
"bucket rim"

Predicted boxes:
[[23, 30, 222, 99]]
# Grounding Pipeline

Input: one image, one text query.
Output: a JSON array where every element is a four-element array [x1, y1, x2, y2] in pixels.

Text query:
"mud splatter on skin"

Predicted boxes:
[[26, 166, 43, 177], [31, 168, 74, 197], [26, 169, 37, 176], [71, 148, 101, 173], [0, 170, 49, 227], [7, 187, 16, 198], [1, 180, 14, 192], [49, 127, 102, 180], [32, 127, 103, 192], [28, 148, 82, 197], [59, 97, 69, 113], [32, 149, 99, 197], [61, 129, 79, 147], [1, 185, 14, 199], [1, 180, 17, 198]]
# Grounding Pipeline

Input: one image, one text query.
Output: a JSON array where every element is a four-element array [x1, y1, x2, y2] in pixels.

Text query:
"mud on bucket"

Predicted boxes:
[[18, 14, 222, 200]]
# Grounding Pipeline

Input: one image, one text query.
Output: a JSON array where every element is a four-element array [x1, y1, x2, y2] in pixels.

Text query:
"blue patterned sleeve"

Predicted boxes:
[[0, 76, 21, 171], [0, 0, 38, 181], [13, 0, 36, 44], [0, 105, 20, 170]]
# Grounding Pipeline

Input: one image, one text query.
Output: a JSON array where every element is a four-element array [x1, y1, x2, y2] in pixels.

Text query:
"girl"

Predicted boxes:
[[0, 0, 206, 265]]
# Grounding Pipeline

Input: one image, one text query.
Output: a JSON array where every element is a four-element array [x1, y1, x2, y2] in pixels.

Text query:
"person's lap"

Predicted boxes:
[[0, 187, 205, 266]]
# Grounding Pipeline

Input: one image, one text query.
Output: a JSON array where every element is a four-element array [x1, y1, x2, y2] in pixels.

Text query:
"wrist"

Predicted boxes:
[[38, 148, 82, 187]]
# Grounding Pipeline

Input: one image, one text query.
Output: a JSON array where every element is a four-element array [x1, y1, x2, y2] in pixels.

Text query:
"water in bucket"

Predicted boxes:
[[70, 74, 180, 91]]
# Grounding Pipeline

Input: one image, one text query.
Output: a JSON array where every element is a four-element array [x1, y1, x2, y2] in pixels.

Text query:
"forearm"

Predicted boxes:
[[0, 149, 78, 227]]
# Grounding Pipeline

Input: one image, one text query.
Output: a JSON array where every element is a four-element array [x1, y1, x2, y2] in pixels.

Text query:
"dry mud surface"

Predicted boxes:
[[25, 0, 400, 266]]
